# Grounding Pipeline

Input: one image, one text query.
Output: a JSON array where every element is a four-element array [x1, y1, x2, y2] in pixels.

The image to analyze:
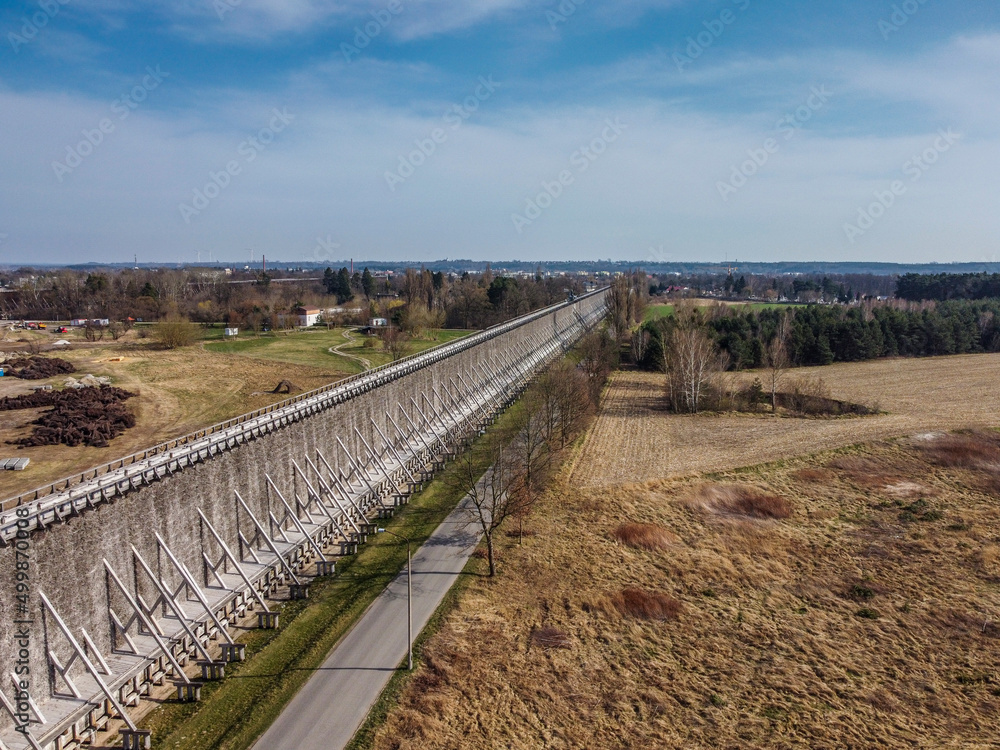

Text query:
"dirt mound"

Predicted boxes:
[[3, 356, 76, 380], [272, 379, 300, 394], [3, 385, 136, 448]]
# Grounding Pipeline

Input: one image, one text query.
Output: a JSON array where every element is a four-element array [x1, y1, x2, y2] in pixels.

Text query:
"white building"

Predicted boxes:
[[294, 307, 321, 327]]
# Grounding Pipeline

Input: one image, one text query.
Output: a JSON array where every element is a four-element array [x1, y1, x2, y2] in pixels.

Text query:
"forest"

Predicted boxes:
[[895, 272, 1000, 302], [638, 299, 1000, 372], [0, 265, 583, 334]]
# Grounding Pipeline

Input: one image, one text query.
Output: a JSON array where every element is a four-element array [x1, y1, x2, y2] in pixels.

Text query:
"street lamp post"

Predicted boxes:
[[378, 529, 413, 670]]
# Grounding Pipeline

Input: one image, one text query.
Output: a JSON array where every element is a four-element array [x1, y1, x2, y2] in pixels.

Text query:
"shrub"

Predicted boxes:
[[156, 315, 196, 349], [531, 626, 571, 650], [920, 431, 1000, 470], [609, 588, 683, 621], [850, 585, 875, 600], [856, 607, 881, 620], [685, 484, 792, 520], [611, 523, 677, 551]]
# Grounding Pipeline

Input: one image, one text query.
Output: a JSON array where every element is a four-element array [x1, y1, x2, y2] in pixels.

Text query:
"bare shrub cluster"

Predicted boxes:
[[611, 523, 677, 551], [685, 483, 792, 520], [919, 431, 1000, 470], [530, 626, 572, 650], [608, 588, 683, 621]]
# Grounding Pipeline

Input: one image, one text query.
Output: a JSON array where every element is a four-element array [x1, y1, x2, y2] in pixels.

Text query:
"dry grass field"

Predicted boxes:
[[370, 355, 1000, 750], [572, 353, 1000, 487], [0, 340, 349, 499]]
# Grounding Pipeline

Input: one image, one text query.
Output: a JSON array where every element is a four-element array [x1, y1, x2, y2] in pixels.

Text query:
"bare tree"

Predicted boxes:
[[507, 393, 551, 495], [606, 271, 649, 346], [107, 320, 125, 341], [83, 322, 105, 342], [630, 328, 649, 365], [450, 437, 529, 577], [379, 325, 410, 361], [764, 314, 790, 412], [663, 305, 721, 414]]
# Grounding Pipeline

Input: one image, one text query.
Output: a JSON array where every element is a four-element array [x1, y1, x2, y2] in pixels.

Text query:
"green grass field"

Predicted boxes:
[[204, 327, 471, 373], [644, 301, 794, 322]]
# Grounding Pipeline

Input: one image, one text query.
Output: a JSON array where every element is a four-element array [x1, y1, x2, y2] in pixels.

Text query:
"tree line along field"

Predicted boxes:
[[0, 326, 469, 499], [368, 353, 1000, 749]]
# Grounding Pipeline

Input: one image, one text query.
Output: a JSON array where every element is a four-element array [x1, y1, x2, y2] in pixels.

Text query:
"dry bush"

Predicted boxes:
[[608, 588, 683, 621], [155, 315, 196, 349], [611, 523, 678, 551], [684, 484, 792, 520], [974, 545, 1000, 577], [793, 467, 834, 483], [828, 455, 881, 473], [531, 626, 572, 650], [919, 431, 1000, 470]]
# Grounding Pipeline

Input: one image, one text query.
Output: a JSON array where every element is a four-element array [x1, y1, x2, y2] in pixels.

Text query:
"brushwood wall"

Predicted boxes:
[[0, 290, 606, 702]]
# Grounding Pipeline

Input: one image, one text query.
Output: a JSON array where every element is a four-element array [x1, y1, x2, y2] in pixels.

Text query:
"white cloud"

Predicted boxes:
[[65, 0, 537, 42]]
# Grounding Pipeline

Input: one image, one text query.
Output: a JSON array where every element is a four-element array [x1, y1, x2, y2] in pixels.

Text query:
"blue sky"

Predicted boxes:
[[0, 0, 997, 265]]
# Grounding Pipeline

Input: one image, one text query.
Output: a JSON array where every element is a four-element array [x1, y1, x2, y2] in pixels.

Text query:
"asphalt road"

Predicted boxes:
[[252, 493, 484, 750]]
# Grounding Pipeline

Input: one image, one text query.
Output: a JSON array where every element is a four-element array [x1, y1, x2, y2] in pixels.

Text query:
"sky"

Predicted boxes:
[[0, 0, 998, 266]]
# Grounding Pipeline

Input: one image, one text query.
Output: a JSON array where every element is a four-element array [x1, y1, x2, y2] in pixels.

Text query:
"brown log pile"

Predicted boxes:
[[1, 385, 136, 448], [2, 356, 76, 379]]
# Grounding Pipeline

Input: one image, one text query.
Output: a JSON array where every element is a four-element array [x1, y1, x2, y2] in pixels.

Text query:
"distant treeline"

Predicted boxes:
[[896, 272, 1000, 302], [638, 299, 1000, 371]]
